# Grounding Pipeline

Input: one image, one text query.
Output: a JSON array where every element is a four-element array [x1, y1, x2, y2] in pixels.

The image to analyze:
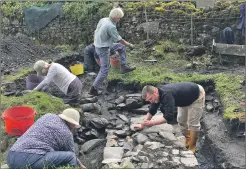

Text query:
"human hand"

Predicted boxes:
[[128, 43, 135, 49], [80, 164, 86, 169], [142, 120, 155, 127], [134, 123, 144, 130]]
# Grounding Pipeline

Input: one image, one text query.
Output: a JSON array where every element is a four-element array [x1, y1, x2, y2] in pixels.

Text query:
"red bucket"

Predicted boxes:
[[1, 106, 36, 136], [110, 57, 120, 69]]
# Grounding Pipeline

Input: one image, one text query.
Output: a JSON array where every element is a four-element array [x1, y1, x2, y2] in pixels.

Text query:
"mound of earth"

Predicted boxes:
[[0, 34, 58, 74]]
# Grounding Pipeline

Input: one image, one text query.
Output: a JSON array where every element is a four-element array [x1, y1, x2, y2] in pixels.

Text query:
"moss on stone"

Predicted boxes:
[[153, 40, 186, 58]]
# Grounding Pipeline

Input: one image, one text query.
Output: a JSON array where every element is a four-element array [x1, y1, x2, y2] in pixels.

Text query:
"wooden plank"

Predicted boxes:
[[212, 39, 246, 57]]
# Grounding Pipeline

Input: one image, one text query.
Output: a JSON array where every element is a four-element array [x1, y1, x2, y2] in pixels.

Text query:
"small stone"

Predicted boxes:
[[115, 124, 124, 130], [124, 151, 138, 157], [180, 150, 194, 157], [172, 149, 179, 155], [180, 157, 198, 167], [115, 96, 125, 104], [133, 133, 149, 144], [116, 103, 126, 109], [106, 139, 118, 147], [159, 131, 177, 141], [160, 151, 169, 157], [205, 95, 213, 101], [172, 157, 181, 165], [117, 114, 129, 124], [206, 102, 214, 111], [144, 141, 165, 150], [133, 144, 143, 152], [114, 130, 128, 137], [138, 156, 149, 162], [157, 157, 168, 164], [140, 163, 149, 168]]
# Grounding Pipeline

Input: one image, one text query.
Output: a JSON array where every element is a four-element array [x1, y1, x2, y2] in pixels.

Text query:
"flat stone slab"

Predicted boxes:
[[81, 139, 105, 154], [102, 147, 124, 164], [159, 131, 177, 141], [180, 157, 198, 167]]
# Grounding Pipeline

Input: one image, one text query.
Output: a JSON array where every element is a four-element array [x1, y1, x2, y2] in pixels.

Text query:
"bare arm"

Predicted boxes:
[[77, 157, 86, 169], [119, 39, 132, 47], [144, 112, 153, 121]]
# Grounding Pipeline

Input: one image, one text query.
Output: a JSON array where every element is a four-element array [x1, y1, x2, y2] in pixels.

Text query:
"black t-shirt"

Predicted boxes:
[[149, 82, 200, 123]]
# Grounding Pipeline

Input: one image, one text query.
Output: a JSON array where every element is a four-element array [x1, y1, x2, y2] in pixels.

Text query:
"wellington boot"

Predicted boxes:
[[189, 131, 198, 153], [185, 130, 190, 149]]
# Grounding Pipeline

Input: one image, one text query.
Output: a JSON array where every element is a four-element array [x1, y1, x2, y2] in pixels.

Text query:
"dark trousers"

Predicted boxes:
[[63, 77, 83, 104]]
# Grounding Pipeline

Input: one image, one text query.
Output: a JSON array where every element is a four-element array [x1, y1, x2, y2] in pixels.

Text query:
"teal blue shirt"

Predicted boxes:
[[94, 17, 122, 48]]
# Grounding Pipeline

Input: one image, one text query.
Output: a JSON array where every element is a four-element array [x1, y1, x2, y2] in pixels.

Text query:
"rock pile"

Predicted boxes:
[[74, 93, 198, 169]]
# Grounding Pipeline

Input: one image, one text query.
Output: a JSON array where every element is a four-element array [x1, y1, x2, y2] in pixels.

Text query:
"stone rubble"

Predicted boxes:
[[75, 93, 199, 169]]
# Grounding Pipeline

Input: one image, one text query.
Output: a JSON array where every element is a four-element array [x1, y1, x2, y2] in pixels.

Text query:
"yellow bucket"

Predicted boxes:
[[70, 63, 84, 75]]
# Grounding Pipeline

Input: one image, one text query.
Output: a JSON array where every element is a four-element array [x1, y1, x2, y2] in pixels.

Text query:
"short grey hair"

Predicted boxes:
[[142, 85, 156, 99], [109, 8, 124, 19]]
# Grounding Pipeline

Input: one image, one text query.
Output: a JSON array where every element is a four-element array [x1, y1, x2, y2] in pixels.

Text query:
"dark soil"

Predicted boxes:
[[0, 34, 59, 75]]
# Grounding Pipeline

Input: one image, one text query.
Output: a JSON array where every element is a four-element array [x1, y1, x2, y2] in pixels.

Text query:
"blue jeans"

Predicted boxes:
[[93, 47, 110, 89], [110, 43, 127, 65], [7, 151, 78, 169]]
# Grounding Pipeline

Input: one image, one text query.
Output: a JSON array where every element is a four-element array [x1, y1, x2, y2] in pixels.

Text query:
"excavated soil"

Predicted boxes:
[[0, 34, 59, 75]]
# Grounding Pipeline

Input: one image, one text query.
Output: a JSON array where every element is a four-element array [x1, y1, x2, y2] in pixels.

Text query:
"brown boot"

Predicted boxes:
[[184, 130, 190, 149], [120, 64, 136, 74], [189, 131, 198, 153]]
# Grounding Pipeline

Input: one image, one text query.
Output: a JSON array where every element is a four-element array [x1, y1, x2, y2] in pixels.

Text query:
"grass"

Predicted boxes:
[[1, 91, 70, 120], [109, 40, 244, 121], [2, 68, 33, 82], [0, 39, 244, 168]]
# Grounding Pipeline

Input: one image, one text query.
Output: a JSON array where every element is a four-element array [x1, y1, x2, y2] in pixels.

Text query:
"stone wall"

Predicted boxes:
[[1, 3, 244, 46]]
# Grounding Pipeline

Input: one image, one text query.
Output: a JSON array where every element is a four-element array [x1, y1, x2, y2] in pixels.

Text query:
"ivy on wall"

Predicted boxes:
[[0, 1, 46, 20]]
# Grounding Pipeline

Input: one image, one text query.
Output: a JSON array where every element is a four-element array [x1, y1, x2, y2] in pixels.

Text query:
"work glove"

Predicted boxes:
[[128, 43, 135, 50]]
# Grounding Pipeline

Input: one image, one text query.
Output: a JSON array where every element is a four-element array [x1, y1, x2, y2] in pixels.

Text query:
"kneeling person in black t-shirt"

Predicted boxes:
[[135, 82, 205, 153]]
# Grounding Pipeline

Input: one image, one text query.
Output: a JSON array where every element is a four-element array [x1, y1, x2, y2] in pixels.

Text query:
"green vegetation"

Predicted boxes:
[[0, 0, 241, 24], [109, 39, 244, 121], [3, 68, 33, 82], [109, 65, 244, 120], [1, 92, 70, 120], [55, 44, 73, 53], [0, 1, 46, 20], [62, 1, 112, 22]]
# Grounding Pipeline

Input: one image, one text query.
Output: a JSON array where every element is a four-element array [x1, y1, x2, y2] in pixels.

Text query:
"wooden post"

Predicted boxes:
[[244, 2, 246, 148], [144, 0, 149, 41]]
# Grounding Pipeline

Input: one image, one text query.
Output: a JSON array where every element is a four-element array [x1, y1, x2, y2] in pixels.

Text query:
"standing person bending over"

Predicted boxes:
[[84, 43, 136, 73], [33, 60, 83, 104], [89, 7, 135, 96], [7, 108, 86, 169], [135, 82, 205, 153]]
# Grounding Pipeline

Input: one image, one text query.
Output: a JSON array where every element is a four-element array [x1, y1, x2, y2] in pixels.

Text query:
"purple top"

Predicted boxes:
[[10, 114, 75, 154]]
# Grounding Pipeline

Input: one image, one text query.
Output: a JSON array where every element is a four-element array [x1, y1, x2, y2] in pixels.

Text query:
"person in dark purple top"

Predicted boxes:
[[7, 108, 86, 169]]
